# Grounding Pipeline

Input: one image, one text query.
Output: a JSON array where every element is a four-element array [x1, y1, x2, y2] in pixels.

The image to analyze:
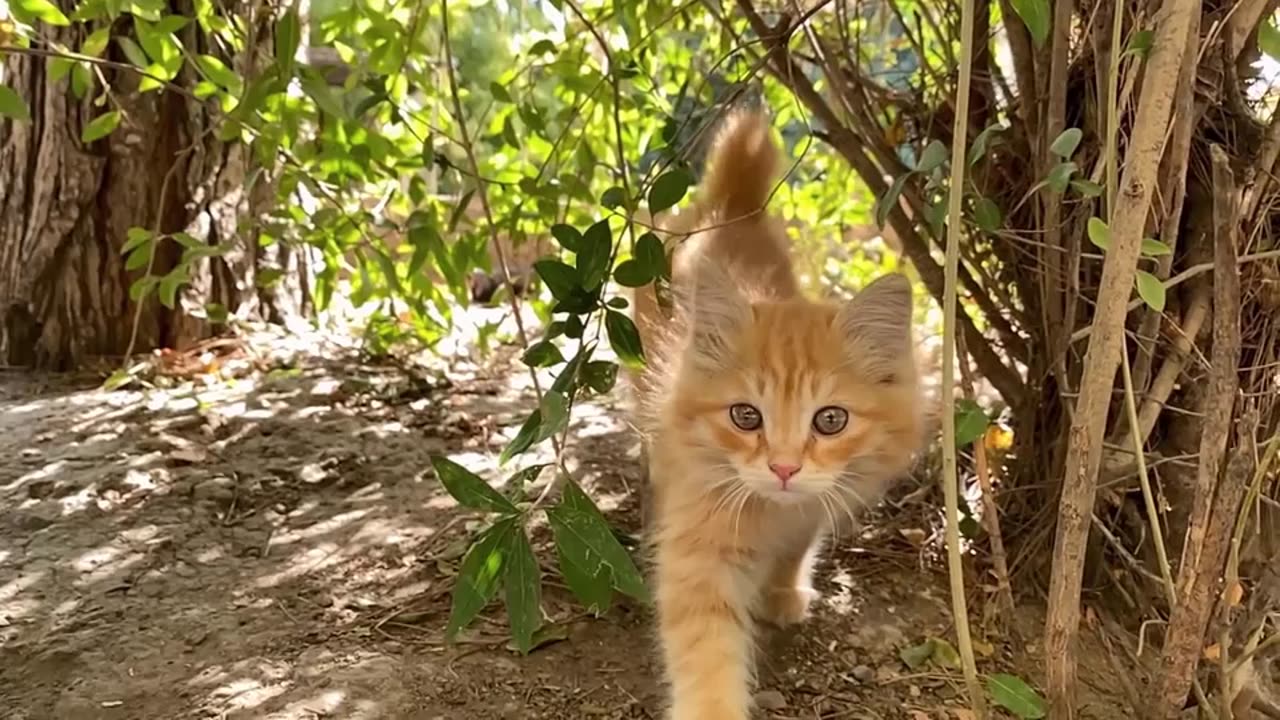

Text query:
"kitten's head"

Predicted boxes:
[[667, 265, 922, 506]]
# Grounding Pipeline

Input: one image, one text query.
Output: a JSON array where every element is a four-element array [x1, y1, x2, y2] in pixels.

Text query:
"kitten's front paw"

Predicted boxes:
[[761, 585, 819, 627]]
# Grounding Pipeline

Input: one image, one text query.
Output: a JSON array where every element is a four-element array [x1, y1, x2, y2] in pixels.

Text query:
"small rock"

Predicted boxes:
[[19, 448, 42, 464], [754, 690, 788, 710], [852, 664, 875, 683], [298, 462, 330, 484], [26, 480, 56, 499], [193, 476, 235, 502]]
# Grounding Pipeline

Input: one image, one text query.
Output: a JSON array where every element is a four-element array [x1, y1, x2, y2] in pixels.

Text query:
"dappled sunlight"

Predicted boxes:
[[0, 569, 46, 615], [70, 544, 145, 588]]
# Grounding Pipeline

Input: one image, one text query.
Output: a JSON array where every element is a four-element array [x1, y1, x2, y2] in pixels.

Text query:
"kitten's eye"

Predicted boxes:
[[729, 403, 763, 431], [812, 406, 849, 435]]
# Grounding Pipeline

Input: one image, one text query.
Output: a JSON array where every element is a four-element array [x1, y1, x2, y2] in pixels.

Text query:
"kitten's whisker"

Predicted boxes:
[[818, 493, 840, 543]]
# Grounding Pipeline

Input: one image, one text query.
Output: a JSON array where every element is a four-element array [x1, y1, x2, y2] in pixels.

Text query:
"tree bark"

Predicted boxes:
[[1042, 0, 1203, 712], [0, 3, 283, 370]]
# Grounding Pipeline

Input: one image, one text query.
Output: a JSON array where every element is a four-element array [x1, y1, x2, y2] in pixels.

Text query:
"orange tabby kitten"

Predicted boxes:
[[632, 110, 923, 720]]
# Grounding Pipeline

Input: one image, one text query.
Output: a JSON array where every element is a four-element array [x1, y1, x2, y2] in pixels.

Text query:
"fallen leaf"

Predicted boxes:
[[170, 447, 208, 464], [900, 639, 935, 670], [985, 424, 1014, 452], [899, 528, 928, 546], [953, 710, 977, 720], [1203, 643, 1221, 661], [1226, 580, 1244, 607], [971, 639, 995, 657]]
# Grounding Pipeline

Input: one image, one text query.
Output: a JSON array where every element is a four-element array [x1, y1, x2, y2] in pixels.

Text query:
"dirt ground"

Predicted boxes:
[[0, 313, 1132, 720]]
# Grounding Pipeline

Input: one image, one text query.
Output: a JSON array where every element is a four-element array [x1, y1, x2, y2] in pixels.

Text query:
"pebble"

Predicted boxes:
[[852, 664, 876, 683], [754, 690, 788, 710], [193, 476, 235, 502]]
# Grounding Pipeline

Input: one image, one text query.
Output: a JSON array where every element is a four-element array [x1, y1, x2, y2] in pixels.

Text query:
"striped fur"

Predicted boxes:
[[631, 109, 924, 720]]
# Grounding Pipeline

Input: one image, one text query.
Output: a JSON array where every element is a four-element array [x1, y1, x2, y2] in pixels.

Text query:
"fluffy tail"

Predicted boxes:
[[700, 110, 780, 219]]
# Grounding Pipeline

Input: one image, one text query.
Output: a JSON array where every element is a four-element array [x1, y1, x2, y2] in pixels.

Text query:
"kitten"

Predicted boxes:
[[631, 109, 923, 720]]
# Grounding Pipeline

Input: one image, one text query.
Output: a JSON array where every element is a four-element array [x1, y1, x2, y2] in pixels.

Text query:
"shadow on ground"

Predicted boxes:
[[0, 321, 1131, 720]]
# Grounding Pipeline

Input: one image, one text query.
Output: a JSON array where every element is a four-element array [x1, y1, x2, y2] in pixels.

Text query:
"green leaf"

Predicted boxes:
[[576, 220, 611, 291], [547, 479, 648, 602], [613, 259, 651, 288], [915, 140, 948, 173], [82, 28, 111, 57], [196, 54, 241, 93], [600, 186, 626, 209], [128, 276, 156, 301], [1046, 162, 1077, 193], [605, 310, 644, 368], [276, 6, 301, 70], [648, 169, 691, 214], [528, 38, 556, 57], [635, 232, 668, 280], [122, 227, 155, 254], [534, 390, 569, 443], [972, 196, 1001, 233], [1125, 29, 1155, 58], [430, 455, 519, 514], [1135, 271, 1166, 311], [876, 174, 909, 229], [48, 57, 75, 84], [1009, 0, 1051, 48], [582, 361, 618, 394], [1071, 179, 1104, 197], [501, 411, 542, 465], [447, 189, 475, 232], [503, 525, 542, 655], [71, 63, 94, 98], [900, 640, 934, 670], [502, 116, 520, 148], [954, 399, 990, 448], [157, 270, 185, 308], [554, 528, 613, 615], [1086, 216, 1111, 252], [1261, 19, 1280, 60], [1141, 238, 1172, 256], [103, 368, 135, 391], [1049, 128, 1083, 158], [930, 638, 962, 670], [125, 244, 153, 271], [446, 518, 517, 639], [489, 81, 512, 103], [534, 259, 579, 301], [12, 0, 71, 26], [968, 123, 1006, 166], [117, 37, 150, 68], [987, 673, 1048, 719], [81, 111, 121, 143], [0, 86, 31, 122], [523, 340, 565, 368], [550, 224, 581, 253], [300, 72, 347, 119]]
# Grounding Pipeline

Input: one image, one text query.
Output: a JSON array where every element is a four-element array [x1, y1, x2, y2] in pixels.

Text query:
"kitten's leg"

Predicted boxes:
[[657, 544, 755, 720], [761, 532, 821, 627]]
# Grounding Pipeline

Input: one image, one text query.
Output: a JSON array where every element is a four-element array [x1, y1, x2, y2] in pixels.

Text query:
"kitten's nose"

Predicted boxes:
[[769, 463, 801, 485]]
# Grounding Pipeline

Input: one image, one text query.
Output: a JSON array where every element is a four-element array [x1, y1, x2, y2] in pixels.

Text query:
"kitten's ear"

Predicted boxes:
[[678, 259, 749, 368], [836, 273, 914, 382]]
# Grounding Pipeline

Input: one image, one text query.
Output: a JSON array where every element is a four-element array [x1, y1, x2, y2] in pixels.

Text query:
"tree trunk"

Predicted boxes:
[[0, 3, 286, 370]]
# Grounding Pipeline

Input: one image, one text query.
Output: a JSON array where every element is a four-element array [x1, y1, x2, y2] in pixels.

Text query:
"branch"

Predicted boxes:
[[996, 0, 1038, 132], [734, 0, 1026, 407], [1043, 0, 1203, 712], [1152, 144, 1245, 720], [939, 0, 987, 706]]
